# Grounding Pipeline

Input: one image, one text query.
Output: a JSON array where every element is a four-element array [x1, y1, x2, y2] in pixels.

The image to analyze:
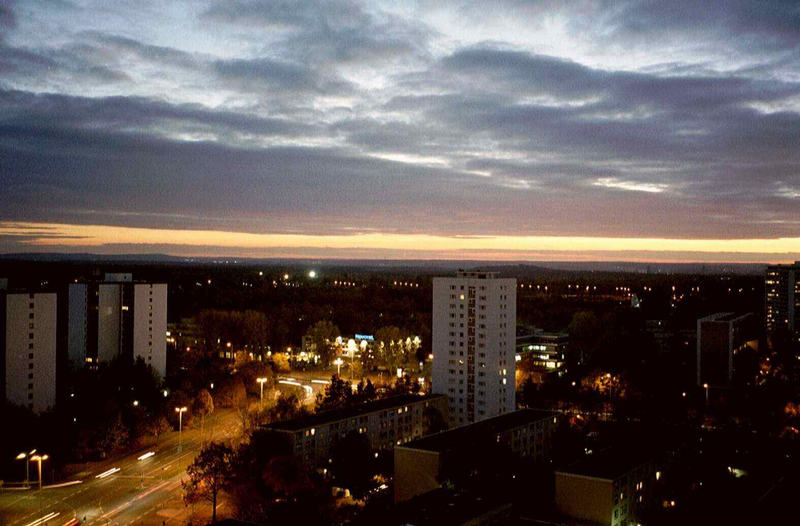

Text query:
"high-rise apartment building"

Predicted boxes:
[[2, 290, 57, 412], [765, 262, 800, 341], [696, 312, 757, 388], [432, 271, 516, 426], [67, 273, 167, 378]]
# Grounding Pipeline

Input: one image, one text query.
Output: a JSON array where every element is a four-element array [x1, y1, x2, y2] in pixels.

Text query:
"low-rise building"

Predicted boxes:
[[516, 330, 568, 379], [395, 409, 557, 502], [263, 394, 448, 468], [555, 447, 661, 526]]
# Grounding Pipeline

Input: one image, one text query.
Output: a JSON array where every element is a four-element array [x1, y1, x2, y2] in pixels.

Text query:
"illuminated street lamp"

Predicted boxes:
[[30, 453, 48, 490], [257, 377, 268, 404], [15, 449, 36, 487], [333, 358, 343, 376], [175, 406, 188, 450], [703, 383, 709, 406]]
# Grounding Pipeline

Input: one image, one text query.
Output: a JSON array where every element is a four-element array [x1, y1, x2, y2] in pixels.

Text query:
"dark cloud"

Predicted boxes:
[[213, 58, 352, 95], [0, 90, 317, 139], [611, 0, 800, 52], [204, 0, 431, 67], [0, 0, 15, 33]]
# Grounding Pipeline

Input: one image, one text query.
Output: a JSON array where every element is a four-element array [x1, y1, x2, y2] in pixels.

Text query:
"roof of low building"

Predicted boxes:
[[401, 409, 556, 454], [263, 393, 446, 432]]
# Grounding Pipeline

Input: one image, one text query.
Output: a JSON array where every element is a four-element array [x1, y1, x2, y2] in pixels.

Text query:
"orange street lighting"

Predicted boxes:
[[175, 406, 188, 450], [30, 453, 49, 489], [15, 449, 36, 486], [333, 358, 343, 376], [257, 377, 268, 404]]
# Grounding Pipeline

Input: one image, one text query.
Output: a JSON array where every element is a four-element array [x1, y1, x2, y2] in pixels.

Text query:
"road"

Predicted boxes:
[[0, 409, 240, 526], [275, 373, 330, 406]]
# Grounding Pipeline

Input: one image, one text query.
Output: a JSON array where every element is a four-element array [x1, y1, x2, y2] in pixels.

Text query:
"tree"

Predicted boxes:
[[567, 311, 600, 367], [99, 414, 130, 458], [194, 389, 215, 440], [183, 442, 234, 524], [315, 375, 353, 412], [353, 379, 377, 403], [147, 416, 170, 444], [375, 326, 406, 372], [271, 353, 291, 373], [268, 393, 309, 423], [306, 320, 340, 367], [216, 377, 247, 409], [389, 374, 421, 396], [329, 431, 374, 499], [423, 406, 447, 435]]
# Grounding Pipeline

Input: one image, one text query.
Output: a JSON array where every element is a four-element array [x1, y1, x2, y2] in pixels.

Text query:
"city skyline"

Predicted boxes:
[[2, 1, 799, 262]]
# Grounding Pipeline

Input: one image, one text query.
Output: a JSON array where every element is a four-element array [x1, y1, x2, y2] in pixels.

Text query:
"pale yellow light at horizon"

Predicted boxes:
[[2, 221, 800, 260]]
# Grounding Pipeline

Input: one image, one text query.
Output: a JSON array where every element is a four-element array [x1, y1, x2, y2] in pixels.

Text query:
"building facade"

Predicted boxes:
[[263, 394, 448, 468], [432, 271, 516, 426], [696, 312, 758, 388], [555, 448, 661, 526], [67, 274, 167, 377], [2, 291, 58, 412], [517, 329, 568, 380], [765, 262, 800, 342], [394, 409, 557, 502]]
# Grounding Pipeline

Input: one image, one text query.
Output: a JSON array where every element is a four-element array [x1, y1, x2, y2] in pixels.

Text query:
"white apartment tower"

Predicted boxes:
[[67, 274, 167, 378], [3, 292, 57, 412], [432, 271, 516, 425]]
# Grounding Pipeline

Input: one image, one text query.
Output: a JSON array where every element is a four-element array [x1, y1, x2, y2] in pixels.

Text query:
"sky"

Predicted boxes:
[[1, 0, 799, 262]]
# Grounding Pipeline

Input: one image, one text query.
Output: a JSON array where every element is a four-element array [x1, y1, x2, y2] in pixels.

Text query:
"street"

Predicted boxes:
[[0, 409, 240, 526]]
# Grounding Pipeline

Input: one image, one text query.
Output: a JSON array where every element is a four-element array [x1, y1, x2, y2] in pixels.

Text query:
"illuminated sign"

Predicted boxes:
[[355, 334, 374, 341]]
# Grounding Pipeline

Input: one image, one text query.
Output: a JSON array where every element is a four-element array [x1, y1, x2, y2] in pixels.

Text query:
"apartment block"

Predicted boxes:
[[556, 447, 661, 526], [765, 262, 800, 341], [67, 274, 167, 377], [697, 312, 758, 388], [432, 271, 516, 426], [2, 291, 57, 413], [394, 409, 557, 502], [263, 394, 448, 468]]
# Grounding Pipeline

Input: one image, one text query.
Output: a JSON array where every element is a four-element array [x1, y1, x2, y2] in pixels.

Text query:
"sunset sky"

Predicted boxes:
[[1, 1, 799, 261]]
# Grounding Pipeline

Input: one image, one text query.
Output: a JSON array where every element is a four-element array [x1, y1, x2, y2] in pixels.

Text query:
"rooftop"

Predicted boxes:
[[402, 409, 556, 454], [556, 445, 658, 480], [264, 393, 446, 432], [700, 312, 754, 323]]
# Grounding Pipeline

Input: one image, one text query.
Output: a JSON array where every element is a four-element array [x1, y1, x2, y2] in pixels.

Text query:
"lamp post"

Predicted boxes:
[[175, 406, 187, 451], [15, 449, 36, 487], [333, 358, 343, 376], [30, 454, 48, 490], [703, 383, 710, 407], [257, 377, 267, 405]]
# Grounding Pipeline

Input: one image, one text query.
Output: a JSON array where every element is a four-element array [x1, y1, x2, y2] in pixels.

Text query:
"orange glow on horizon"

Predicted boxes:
[[1, 221, 800, 263]]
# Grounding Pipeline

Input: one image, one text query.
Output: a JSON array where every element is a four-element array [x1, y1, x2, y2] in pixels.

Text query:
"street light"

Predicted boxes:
[[175, 406, 188, 450], [333, 358, 343, 376], [703, 383, 710, 406], [30, 453, 48, 490], [15, 449, 36, 487], [257, 377, 268, 405]]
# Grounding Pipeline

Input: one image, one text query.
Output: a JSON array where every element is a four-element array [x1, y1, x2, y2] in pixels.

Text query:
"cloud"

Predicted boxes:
[[0, 1, 799, 259]]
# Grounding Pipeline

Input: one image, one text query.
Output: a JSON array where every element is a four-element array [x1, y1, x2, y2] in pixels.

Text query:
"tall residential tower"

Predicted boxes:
[[67, 273, 167, 378], [765, 262, 800, 342], [2, 290, 58, 413], [432, 271, 516, 426]]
